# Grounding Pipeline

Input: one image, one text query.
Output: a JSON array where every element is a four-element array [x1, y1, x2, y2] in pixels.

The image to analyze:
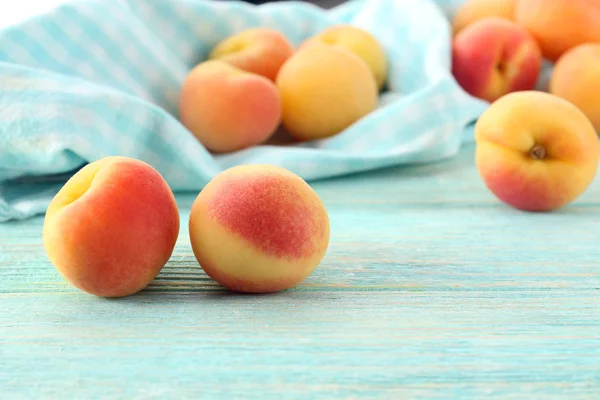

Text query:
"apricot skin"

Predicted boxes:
[[452, 18, 542, 103], [275, 44, 378, 141], [179, 60, 282, 153], [475, 91, 599, 212], [188, 165, 330, 294], [452, 0, 517, 34], [514, 0, 600, 62], [42, 156, 180, 297], [209, 27, 294, 82], [550, 43, 600, 133], [302, 24, 388, 90]]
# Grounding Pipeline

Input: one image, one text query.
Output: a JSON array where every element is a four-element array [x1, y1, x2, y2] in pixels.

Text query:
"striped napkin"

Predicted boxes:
[[0, 0, 486, 222]]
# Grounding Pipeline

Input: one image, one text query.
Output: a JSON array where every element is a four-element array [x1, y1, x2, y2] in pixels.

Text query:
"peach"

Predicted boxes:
[[302, 24, 388, 90], [514, 0, 600, 62], [208, 27, 294, 82], [42, 156, 180, 297], [188, 165, 330, 293], [452, 17, 542, 103], [452, 0, 517, 34], [475, 91, 600, 212], [275, 44, 378, 141], [550, 43, 600, 133], [179, 60, 281, 153]]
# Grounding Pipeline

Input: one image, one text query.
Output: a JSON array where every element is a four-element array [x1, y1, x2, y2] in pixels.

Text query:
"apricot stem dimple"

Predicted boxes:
[[496, 62, 505, 75], [529, 144, 546, 160]]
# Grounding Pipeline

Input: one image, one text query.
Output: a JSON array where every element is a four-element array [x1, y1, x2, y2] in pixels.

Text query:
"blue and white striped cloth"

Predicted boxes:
[[0, 0, 487, 222]]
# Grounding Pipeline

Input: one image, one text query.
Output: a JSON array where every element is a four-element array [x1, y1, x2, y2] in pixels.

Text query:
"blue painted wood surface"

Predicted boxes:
[[1, 142, 599, 399]]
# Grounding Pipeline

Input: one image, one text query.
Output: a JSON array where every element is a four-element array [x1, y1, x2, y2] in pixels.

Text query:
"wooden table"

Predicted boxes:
[[2, 142, 599, 399]]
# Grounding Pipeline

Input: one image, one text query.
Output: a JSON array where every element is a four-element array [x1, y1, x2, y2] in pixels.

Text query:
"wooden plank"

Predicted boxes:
[[1, 143, 599, 399]]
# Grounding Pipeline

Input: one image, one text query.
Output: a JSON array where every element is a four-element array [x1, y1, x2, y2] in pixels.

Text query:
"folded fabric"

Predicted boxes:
[[0, 0, 487, 222]]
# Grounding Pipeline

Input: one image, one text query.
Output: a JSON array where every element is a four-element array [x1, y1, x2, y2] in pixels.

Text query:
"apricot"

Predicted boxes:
[[275, 44, 378, 141], [514, 0, 600, 62], [42, 156, 180, 297], [179, 60, 281, 153], [475, 91, 600, 212], [452, 0, 517, 34], [550, 43, 600, 133], [452, 17, 542, 103], [302, 24, 388, 90], [208, 27, 294, 82], [188, 165, 330, 293]]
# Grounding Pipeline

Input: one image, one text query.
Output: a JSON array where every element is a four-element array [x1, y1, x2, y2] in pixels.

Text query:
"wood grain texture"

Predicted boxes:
[[1, 143, 599, 399]]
